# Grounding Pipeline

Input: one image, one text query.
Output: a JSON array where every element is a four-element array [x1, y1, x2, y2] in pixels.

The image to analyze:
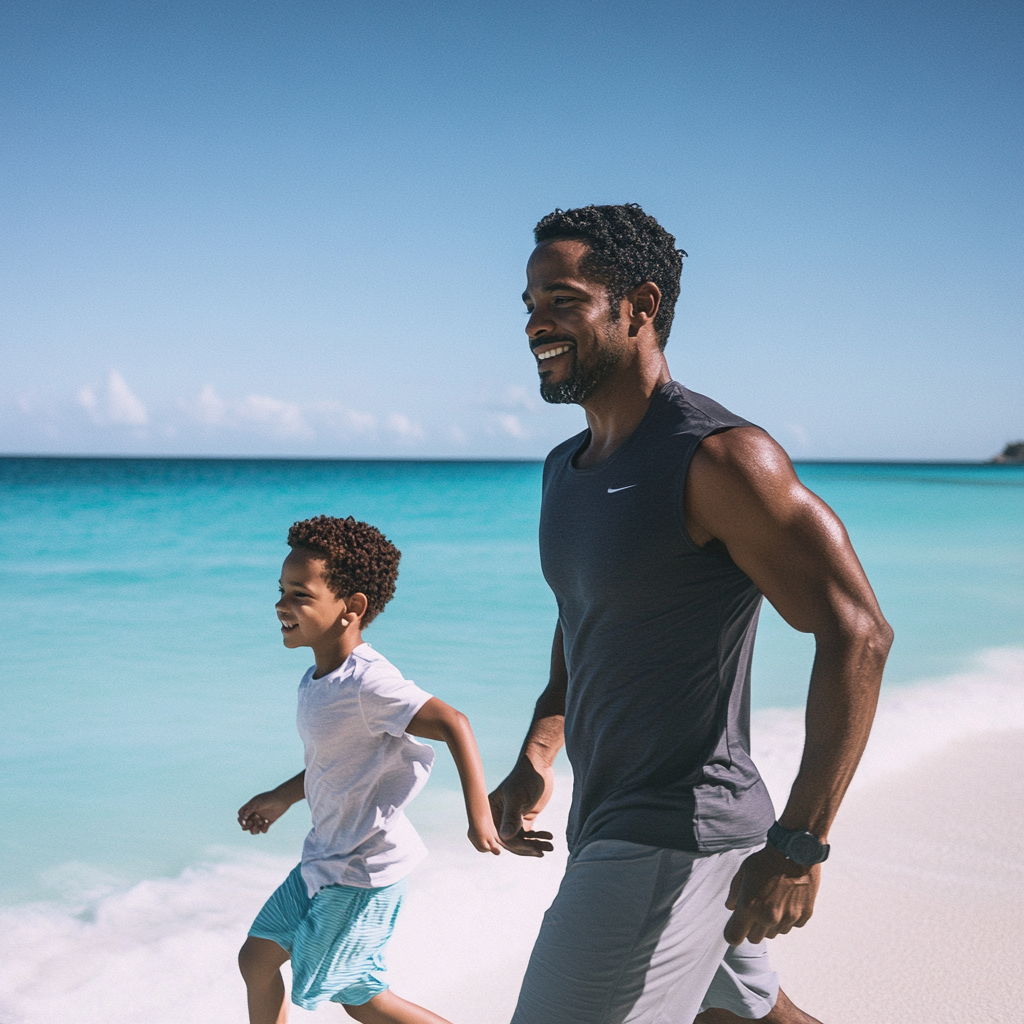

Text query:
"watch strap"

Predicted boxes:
[[767, 821, 830, 865]]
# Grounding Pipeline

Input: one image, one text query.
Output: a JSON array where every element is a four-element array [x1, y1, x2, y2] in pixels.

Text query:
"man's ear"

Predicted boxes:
[[345, 592, 369, 624], [627, 281, 661, 337]]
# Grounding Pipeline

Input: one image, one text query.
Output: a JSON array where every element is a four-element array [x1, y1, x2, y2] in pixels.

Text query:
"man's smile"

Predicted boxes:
[[532, 340, 576, 366]]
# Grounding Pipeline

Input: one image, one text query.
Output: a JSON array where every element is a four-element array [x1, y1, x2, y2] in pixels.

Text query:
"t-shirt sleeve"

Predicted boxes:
[[357, 660, 433, 737]]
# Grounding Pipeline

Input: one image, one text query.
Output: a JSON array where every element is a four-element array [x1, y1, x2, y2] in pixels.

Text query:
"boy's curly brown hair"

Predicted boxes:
[[287, 515, 401, 625]]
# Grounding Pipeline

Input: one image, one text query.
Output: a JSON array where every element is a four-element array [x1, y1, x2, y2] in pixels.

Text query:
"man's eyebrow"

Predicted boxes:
[[522, 280, 587, 301]]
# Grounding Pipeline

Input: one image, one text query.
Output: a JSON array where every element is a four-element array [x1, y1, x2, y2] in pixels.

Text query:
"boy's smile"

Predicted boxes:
[[276, 548, 350, 652]]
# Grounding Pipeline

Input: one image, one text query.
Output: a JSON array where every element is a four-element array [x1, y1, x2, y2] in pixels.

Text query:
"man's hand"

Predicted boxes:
[[723, 845, 820, 945], [237, 791, 292, 834], [488, 755, 555, 857]]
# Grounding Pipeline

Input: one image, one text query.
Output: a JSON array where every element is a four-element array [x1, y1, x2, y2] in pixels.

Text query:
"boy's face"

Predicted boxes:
[[276, 548, 348, 650]]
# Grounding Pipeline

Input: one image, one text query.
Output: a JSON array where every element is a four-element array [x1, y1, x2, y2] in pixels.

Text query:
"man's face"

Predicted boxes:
[[523, 239, 626, 406]]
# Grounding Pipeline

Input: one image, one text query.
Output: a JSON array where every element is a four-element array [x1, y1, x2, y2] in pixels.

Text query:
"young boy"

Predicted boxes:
[[237, 515, 502, 1024]]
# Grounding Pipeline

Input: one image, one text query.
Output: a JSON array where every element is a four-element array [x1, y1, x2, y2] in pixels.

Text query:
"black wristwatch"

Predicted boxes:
[[766, 822, 830, 866]]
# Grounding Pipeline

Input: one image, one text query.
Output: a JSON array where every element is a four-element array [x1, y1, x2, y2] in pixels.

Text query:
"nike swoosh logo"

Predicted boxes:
[[607, 485, 637, 493]]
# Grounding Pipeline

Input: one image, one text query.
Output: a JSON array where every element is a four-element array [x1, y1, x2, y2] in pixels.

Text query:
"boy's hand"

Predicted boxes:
[[237, 791, 291, 834], [467, 816, 503, 855]]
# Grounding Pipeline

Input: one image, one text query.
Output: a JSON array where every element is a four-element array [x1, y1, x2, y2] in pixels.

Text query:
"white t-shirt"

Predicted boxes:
[[296, 643, 434, 895]]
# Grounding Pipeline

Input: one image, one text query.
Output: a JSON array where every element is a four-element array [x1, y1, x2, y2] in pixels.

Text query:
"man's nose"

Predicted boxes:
[[526, 308, 553, 340]]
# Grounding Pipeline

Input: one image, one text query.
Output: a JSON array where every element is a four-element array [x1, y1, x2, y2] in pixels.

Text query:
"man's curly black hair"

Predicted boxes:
[[287, 515, 400, 625], [533, 204, 687, 349]]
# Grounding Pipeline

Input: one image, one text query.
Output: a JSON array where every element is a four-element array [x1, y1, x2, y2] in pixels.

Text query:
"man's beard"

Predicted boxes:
[[538, 337, 623, 406]]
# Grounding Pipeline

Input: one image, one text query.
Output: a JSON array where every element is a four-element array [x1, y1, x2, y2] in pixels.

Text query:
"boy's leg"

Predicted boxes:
[[343, 989, 452, 1024], [239, 936, 292, 1024]]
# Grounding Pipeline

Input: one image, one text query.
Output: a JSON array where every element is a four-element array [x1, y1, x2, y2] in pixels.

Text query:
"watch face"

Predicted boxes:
[[789, 832, 825, 865]]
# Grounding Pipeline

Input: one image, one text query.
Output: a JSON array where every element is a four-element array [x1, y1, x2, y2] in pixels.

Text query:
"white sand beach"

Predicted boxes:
[[768, 729, 1024, 1024]]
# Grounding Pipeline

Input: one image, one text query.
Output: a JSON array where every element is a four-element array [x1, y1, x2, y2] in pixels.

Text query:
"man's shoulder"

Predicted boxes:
[[662, 383, 757, 435]]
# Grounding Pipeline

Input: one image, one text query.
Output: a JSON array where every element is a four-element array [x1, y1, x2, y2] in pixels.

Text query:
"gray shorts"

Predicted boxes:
[[511, 840, 779, 1024]]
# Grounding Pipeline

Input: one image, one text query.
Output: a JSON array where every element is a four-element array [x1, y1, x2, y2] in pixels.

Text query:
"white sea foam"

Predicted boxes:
[[1, 648, 1021, 1024], [751, 646, 1024, 811]]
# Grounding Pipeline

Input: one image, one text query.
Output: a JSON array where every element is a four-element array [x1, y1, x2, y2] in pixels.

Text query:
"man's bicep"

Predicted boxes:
[[689, 432, 880, 637], [729, 489, 871, 636]]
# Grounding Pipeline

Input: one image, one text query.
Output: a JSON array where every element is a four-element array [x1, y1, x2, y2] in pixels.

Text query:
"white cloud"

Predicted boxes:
[[77, 384, 98, 415], [181, 387, 384, 442], [78, 370, 148, 426], [236, 394, 312, 439], [307, 401, 377, 435], [387, 413, 425, 440], [785, 423, 810, 452], [345, 409, 377, 434], [502, 385, 537, 412], [480, 384, 539, 413], [182, 386, 313, 439], [497, 413, 528, 440], [107, 371, 149, 425], [195, 384, 228, 426]]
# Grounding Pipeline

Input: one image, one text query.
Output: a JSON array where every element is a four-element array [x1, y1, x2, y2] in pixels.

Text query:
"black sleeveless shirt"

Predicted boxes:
[[540, 382, 775, 854]]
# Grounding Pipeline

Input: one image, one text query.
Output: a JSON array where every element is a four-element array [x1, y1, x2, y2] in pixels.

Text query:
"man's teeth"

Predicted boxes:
[[537, 345, 572, 361]]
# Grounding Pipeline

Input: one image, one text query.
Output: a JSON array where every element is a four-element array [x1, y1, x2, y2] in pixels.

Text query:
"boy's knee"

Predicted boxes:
[[238, 935, 287, 983]]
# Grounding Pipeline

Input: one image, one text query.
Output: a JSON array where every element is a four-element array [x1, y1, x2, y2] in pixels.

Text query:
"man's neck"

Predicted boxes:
[[576, 354, 672, 469]]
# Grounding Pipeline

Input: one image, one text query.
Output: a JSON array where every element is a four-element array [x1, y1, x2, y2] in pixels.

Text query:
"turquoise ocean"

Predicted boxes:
[[1, 457, 1022, 1022]]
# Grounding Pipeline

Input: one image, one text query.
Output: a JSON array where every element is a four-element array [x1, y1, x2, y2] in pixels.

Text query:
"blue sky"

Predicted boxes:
[[2, 0, 1021, 459]]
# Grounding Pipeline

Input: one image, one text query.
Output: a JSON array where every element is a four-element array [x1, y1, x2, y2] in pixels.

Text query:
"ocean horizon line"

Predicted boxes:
[[1, 453, 1019, 468]]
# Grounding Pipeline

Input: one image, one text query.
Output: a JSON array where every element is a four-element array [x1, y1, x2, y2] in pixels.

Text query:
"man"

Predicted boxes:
[[489, 204, 893, 1024]]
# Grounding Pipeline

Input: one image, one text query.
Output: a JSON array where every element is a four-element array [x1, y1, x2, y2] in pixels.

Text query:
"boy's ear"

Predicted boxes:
[[345, 592, 369, 623]]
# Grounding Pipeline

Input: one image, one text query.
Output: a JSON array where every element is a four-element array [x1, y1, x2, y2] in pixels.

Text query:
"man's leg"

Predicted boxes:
[[238, 935, 291, 1024], [695, 987, 822, 1023], [511, 841, 751, 1024]]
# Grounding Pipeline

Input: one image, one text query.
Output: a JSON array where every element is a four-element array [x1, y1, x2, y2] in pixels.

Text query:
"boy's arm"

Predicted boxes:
[[238, 770, 306, 835], [406, 698, 502, 854], [488, 622, 565, 856]]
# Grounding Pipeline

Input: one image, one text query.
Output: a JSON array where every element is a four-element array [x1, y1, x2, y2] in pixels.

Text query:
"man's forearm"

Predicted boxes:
[[778, 626, 891, 840], [521, 684, 566, 769], [520, 623, 568, 770]]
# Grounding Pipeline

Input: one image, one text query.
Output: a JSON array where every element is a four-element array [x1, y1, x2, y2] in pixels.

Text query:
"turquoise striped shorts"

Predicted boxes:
[[249, 863, 407, 1009]]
